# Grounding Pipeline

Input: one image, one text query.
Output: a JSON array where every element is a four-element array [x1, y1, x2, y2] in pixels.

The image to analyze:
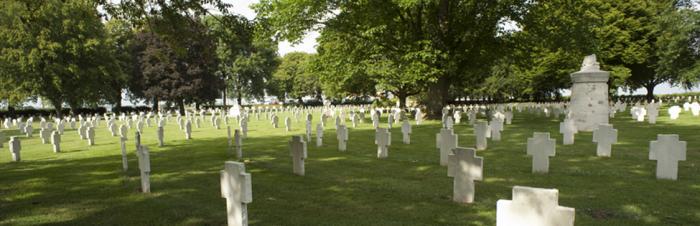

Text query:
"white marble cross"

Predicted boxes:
[[119, 124, 128, 140], [414, 109, 422, 125], [646, 104, 659, 124], [9, 136, 21, 162], [447, 147, 483, 203], [505, 111, 513, 124], [375, 128, 391, 158], [120, 137, 128, 171], [289, 136, 307, 176], [526, 132, 555, 173], [474, 121, 488, 150], [496, 186, 575, 226], [157, 126, 164, 147], [316, 123, 323, 147], [240, 119, 247, 138], [234, 129, 243, 159], [109, 123, 117, 136], [24, 124, 33, 138], [668, 106, 681, 120], [86, 127, 95, 146], [137, 145, 151, 193], [271, 115, 278, 128], [285, 117, 292, 131], [51, 131, 61, 153], [453, 111, 462, 124], [559, 118, 577, 145], [401, 120, 411, 144], [489, 119, 503, 141], [436, 128, 458, 166], [220, 161, 252, 226], [445, 116, 454, 130], [185, 120, 192, 140], [335, 115, 342, 130], [387, 113, 394, 129], [40, 128, 51, 144], [649, 134, 686, 180], [592, 124, 617, 157], [337, 124, 348, 151]]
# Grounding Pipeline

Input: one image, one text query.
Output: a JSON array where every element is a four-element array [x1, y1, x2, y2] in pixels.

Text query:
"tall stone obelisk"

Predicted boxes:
[[569, 54, 609, 132]]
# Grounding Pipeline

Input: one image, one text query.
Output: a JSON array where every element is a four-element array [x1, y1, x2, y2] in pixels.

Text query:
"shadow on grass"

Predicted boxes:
[[0, 109, 699, 225]]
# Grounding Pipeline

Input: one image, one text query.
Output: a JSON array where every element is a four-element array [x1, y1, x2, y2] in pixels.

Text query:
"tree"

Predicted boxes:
[[104, 19, 134, 109], [0, 0, 122, 117], [206, 15, 280, 106], [255, 0, 522, 118], [312, 32, 377, 99], [268, 52, 320, 104], [130, 18, 223, 114]]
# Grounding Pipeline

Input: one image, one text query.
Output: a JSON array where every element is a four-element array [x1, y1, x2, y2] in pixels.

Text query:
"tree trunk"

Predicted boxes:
[[222, 89, 227, 107], [50, 98, 63, 119], [178, 99, 185, 115], [8, 106, 15, 118], [195, 102, 200, 111], [152, 97, 159, 112], [68, 102, 79, 117], [237, 89, 243, 106], [645, 83, 656, 102], [397, 91, 407, 109], [425, 76, 449, 119]]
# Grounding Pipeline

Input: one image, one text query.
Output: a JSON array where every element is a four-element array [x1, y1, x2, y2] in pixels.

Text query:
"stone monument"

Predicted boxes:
[[569, 54, 609, 131]]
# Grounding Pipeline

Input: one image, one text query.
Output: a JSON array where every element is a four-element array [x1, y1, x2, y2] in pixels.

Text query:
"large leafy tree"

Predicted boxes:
[[313, 32, 377, 99], [0, 0, 122, 117], [206, 15, 280, 106], [508, 0, 700, 101], [130, 18, 223, 114], [255, 0, 522, 118], [268, 52, 321, 104]]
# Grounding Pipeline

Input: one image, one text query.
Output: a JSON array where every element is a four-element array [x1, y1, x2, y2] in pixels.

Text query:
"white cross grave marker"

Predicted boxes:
[[496, 186, 575, 226], [9, 136, 21, 162], [51, 131, 61, 153], [375, 128, 391, 158], [316, 123, 323, 147], [137, 145, 151, 193], [289, 136, 307, 176], [220, 161, 252, 226], [474, 121, 488, 150], [234, 129, 243, 159], [447, 147, 483, 203], [86, 127, 95, 146], [649, 134, 686, 180], [526, 132, 556, 173], [559, 118, 577, 145], [436, 128, 458, 166], [592, 124, 617, 157], [337, 124, 348, 151], [401, 120, 411, 144]]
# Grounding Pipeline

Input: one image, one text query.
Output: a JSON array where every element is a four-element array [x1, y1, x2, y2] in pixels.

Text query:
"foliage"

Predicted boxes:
[[0, 0, 122, 117], [267, 52, 320, 103], [255, 0, 523, 117], [129, 18, 223, 113]]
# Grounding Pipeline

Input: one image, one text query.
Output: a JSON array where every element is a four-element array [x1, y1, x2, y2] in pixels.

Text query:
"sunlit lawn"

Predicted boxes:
[[1, 106, 699, 225]]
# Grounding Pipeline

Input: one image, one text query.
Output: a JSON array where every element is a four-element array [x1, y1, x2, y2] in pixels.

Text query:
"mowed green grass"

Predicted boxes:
[[1, 106, 699, 226]]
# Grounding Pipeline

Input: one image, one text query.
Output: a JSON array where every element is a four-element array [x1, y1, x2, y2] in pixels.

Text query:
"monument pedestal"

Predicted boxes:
[[569, 55, 609, 132]]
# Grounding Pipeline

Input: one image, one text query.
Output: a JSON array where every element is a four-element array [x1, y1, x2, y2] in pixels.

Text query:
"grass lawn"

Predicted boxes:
[[1, 107, 699, 225]]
